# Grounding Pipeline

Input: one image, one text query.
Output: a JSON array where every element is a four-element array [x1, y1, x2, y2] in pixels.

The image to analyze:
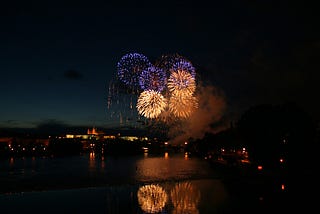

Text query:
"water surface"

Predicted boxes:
[[0, 152, 287, 213]]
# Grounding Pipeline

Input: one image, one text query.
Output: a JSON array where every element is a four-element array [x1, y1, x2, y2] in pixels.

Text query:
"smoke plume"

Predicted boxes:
[[168, 84, 227, 145]]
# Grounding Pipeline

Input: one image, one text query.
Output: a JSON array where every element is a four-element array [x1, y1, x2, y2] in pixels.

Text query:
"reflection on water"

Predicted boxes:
[[184, 152, 189, 160], [1, 152, 216, 188], [137, 184, 168, 213], [89, 151, 96, 173], [0, 153, 287, 213], [134, 153, 214, 183], [9, 157, 14, 166], [135, 181, 211, 214], [0, 179, 228, 214], [170, 181, 200, 214], [101, 155, 105, 170], [164, 152, 169, 159]]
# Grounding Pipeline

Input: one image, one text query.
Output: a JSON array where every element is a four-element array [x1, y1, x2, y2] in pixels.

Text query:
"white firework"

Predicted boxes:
[[137, 90, 167, 119]]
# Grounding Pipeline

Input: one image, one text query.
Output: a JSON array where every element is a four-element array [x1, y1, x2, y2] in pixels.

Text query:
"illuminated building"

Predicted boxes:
[[87, 127, 104, 135], [65, 127, 147, 142], [66, 127, 109, 140]]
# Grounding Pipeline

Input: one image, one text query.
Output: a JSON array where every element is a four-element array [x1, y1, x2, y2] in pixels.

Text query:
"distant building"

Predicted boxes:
[[119, 136, 148, 141], [66, 127, 116, 140], [64, 127, 148, 142], [87, 127, 104, 135]]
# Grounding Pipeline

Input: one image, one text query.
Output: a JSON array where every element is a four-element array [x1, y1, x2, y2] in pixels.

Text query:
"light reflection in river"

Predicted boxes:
[[164, 152, 169, 159], [101, 155, 105, 170], [0, 153, 287, 214], [9, 157, 14, 166], [134, 154, 214, 182], [184, 152, 189, 160], [137, 184, 168, 213], [89, 151, 95, 172], [170, 181, 200, 214]]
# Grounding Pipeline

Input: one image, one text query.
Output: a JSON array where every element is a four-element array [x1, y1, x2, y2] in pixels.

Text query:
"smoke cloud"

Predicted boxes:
[[168, 84, 227, 145]]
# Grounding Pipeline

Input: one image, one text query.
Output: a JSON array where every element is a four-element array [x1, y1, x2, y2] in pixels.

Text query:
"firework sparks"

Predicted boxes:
[[137, 90, 167, 119]]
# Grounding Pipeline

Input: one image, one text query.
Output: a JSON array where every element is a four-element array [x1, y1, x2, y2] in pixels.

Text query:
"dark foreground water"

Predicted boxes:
[[0, 152, 288, 214]]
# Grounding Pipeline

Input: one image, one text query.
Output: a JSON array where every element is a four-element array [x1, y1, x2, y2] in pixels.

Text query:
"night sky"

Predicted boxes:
[[0, 0, 318, 133]]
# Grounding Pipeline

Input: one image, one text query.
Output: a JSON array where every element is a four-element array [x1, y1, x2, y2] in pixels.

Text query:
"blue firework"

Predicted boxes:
[[154, 53, 196, 79], [139, 66, 166, 92], [154, 53, 185, 78], [117, 53, 152, 89], [172, 58, 196, 79]]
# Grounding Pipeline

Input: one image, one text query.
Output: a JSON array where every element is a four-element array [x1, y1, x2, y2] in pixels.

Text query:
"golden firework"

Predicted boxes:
[[136, 90, 167, 119]]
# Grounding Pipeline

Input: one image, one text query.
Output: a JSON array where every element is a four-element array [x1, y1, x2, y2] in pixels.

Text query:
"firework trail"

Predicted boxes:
[[105, 78, 142, 128]]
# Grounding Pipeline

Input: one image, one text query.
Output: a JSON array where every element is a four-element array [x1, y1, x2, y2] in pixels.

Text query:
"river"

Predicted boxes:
[[0, 152, 287, 213]]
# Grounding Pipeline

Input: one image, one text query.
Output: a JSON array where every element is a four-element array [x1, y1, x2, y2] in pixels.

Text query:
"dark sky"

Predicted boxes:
[[0, 0, 319, 132]]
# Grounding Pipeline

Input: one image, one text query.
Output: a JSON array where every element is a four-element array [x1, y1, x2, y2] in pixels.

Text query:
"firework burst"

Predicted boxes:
[[136, 90, 167, 119], [139, 66, 166, 92], [116, 52, 152, 90], [171, 58, 196, 79], [169, 92, 198, 118], [167, 70, 196, 95], [112, 52, 200, 129], [154, 53, 185, 75]]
